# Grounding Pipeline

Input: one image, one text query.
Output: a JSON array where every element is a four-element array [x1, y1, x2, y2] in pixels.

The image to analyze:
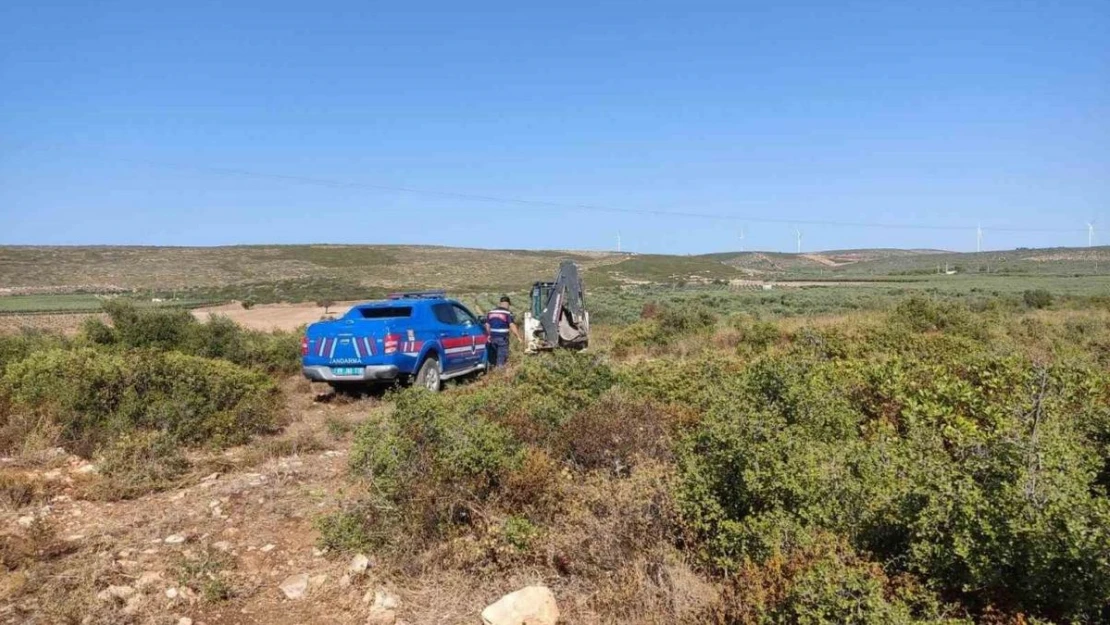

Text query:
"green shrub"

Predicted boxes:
[[889, 296, 986, 339], [620, 355, 744, 411], [501, 515, 539, 552], [612, 304, 719, 354], [730, 318, 782, 354], [315, 501, 389, 553], [512, 351, 616, 408], [91, 301, 299, 375], [103, 300, 194, 351], [80, 317, 117, 345], [349, 387, 524, 540], [675, 349, 1110, 622], [656, 305, 717, 335], [0, 331, 69, 370], [185, 315, 245, 361], [1023, 288, 1053, 309], [727, 536, 967, 624], [1, 348, 282, 455]]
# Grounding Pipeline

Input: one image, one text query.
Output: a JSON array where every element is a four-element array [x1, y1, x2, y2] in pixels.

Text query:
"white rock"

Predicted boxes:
[[212, 540, 232, 552], [164, 534, 187, 544], [74, 463, 98, 474], [178, 618, 194, 625], [348, 553, 371, 576], [279, 573, 310, 600], [165, 587, 179, 599], [16, 516, 34, 528], [366, 607, 396, 625], [481, 586, 559, 625], [363, 589, 400, 610], [260, 543, 275, 553], [202, 472, 220, 481], [339, 574, 351, 588]]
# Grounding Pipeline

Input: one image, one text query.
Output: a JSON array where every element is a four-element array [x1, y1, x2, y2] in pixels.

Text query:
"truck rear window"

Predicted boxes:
[[358, 306, 412, 319]]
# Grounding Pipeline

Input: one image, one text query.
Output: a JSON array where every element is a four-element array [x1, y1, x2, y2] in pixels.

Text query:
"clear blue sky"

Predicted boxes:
[[1, 0, 1107, 253]]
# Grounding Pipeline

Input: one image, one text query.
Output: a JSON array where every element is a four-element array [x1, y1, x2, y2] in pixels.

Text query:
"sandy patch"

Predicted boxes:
[[191, 302, 358, 332]]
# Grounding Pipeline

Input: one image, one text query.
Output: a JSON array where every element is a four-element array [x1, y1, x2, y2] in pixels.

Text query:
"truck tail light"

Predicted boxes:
[[384, 333, 400, 355], [300, 336, 309, 356]]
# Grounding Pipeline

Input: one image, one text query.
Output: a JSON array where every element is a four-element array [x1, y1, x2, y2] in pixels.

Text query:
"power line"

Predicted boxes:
[[123, 157, 1086, 234]]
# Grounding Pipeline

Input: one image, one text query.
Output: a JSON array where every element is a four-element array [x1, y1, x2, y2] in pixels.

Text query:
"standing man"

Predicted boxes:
[[485, 295, 522, 369]]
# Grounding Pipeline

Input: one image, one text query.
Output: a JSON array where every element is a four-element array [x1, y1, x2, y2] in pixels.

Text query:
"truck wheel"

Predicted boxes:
[[415, 355, 441, 392]]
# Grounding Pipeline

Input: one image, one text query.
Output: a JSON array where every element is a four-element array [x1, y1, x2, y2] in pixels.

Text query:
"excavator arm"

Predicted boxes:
[[524, 260, 589, 353]]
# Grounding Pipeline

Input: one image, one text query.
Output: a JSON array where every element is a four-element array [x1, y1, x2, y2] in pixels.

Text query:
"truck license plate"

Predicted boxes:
[[332, 367, 362, 376]]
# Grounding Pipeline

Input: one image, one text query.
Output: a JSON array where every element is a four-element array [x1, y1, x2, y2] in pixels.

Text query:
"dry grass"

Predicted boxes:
[[0, 517, 73, 572], [0, 471, 57, 510], [387, 460, 720, 625], [0, 245, 620, 292]]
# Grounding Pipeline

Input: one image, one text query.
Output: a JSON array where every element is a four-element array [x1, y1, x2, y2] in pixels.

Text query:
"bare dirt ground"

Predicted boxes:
[[191, 303, 343, 332], [0, 380, 570, 625], [0, 313, 104, 336], [799, 254, 841, 267], [0, 301, 337, 336]]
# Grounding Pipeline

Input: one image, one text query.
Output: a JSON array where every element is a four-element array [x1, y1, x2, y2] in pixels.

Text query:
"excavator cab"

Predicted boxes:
[[529, 282, 553, 319], [523, 261, 589, 353]]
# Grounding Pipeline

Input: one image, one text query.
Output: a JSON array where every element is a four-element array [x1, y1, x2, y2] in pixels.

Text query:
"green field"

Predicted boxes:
[[0, 294, 110, 313]]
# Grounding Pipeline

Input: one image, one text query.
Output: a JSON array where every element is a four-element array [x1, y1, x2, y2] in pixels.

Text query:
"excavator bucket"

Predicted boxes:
[[523, 260, 589, 353]]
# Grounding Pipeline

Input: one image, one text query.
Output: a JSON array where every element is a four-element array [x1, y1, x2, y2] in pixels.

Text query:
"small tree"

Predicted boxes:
[[316, 299, 335, 315], [240, 298, 256, 310]]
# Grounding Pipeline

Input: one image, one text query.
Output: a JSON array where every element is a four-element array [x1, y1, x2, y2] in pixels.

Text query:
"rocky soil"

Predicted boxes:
[[0, 386, 560, 625]]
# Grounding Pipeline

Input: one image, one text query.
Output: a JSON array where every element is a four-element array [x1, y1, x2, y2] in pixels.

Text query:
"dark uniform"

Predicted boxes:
[[486, 305, 514, 368]]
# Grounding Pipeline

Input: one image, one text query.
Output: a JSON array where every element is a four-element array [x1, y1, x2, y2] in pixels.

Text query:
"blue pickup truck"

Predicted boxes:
[[301, 291, 488, 391]]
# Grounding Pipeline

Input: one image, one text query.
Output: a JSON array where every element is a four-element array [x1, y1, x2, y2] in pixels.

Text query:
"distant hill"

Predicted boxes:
[[701, 246, 1110, 278], [1, 245, 1108, 297], [0, 245, 620, 293]]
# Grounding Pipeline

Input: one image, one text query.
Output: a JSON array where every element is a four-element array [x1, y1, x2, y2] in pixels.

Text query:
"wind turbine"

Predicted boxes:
[[976, 223, 983, 253], [794, 228, 802, 254], [739, 228, 745, 252], [1087, 221, 1095, 248], [616, 231, 622, 253]]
